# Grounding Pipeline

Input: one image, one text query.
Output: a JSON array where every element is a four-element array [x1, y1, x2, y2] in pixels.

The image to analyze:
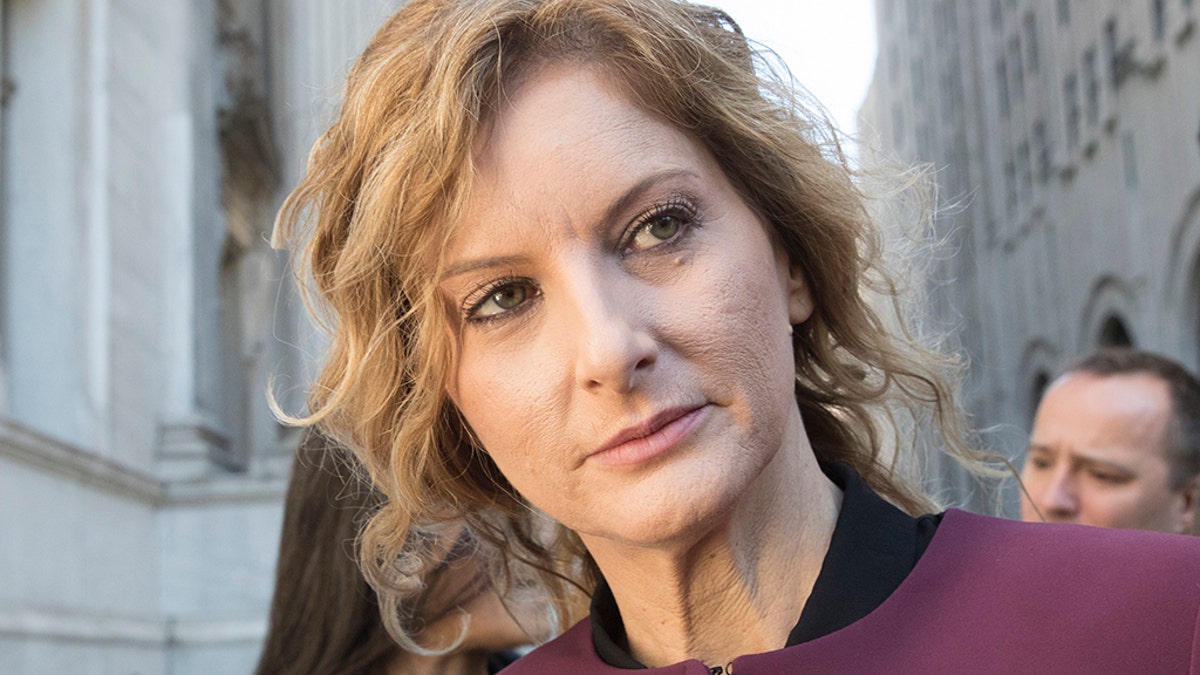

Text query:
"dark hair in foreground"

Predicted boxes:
[[1064, 348, 1200, 488], [272, 0, 986, 648], [254, 432, 398, 675]]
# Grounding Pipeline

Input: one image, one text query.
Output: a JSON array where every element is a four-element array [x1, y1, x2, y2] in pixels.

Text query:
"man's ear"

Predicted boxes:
[[787, 265, 814, 325], [1178, 474, 1200, 535]]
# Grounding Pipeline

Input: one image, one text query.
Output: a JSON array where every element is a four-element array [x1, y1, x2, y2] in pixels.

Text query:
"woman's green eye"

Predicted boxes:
[[479, 285, 527, 316], [463, 277, 541, 324], [631, 213, 685, 250], [648, 215, 680, 240]]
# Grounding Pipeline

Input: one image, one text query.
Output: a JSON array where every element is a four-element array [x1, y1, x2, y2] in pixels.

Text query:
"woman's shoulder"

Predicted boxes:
[[894, 510, 1200, 670], [920, 509, 1200, 641], [502, 513, 1200, 673], [498, 621, 609, 674], [753, 511, 1200, 673], [938, 508, 1200, 573]]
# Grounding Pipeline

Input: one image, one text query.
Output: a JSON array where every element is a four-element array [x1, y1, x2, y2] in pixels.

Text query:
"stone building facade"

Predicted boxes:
[[861, 0, 1200, 504], [0, 1, 399, 673]]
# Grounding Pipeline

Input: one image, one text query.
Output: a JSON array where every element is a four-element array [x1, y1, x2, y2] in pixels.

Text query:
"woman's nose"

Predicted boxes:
[[565, 264, 658, 394]]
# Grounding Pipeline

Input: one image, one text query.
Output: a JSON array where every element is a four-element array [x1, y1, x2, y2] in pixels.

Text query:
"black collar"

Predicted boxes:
[[590, 463, 942, 668]]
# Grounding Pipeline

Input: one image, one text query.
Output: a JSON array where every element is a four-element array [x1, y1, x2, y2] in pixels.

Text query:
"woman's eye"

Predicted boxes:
[[468, 281, 538, 321], [627, 206, 693, 253], [648, 214, 682, 240]]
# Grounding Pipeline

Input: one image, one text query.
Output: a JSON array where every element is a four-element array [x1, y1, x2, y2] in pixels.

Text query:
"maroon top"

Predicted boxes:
[[502, 510, 1200, 674]]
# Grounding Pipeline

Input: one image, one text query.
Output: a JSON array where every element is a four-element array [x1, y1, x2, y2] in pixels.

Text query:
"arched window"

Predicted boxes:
[[1098, 314, 1134, 347], [1029, 371, 1051, 426], [1192, 258, 1200, 371]]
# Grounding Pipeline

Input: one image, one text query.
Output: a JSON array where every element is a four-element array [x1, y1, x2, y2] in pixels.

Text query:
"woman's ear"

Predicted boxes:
[[787, 265, 815, 325]]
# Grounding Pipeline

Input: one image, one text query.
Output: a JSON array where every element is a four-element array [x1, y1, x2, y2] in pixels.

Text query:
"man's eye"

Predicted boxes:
[[1089, 470, 1129, 485]]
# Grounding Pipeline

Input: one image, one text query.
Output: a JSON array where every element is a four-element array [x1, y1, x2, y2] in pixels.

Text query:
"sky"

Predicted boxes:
[[709, 0, 879, 135]]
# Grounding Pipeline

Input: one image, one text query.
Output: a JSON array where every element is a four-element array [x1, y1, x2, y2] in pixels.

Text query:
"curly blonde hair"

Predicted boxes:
[[274, 0, 983, 651]]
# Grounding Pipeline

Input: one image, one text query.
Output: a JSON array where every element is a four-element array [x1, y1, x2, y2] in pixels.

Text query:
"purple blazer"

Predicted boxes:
[[503, 510, 1200, 674]]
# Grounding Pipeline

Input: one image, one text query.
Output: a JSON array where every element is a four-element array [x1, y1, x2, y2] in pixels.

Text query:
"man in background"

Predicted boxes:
[[1020, 348, 1200, 534]]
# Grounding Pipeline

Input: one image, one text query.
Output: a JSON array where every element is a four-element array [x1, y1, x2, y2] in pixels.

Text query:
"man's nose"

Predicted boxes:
[[1038, 467, 1080, 522]]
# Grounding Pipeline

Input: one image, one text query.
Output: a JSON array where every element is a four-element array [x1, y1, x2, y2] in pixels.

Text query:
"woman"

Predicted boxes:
[[254, 432, 528, 675], [274, 0, 1200, 671]]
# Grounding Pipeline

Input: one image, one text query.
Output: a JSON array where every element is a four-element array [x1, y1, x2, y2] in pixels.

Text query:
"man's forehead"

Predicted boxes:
[[1053, 370, 1170, 402], [1028, 442, 1141, 470]]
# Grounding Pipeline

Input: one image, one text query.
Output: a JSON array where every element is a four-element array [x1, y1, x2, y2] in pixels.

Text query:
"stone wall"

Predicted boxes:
[[863, 0, 1200, 513], [0, 1, 402, 672]]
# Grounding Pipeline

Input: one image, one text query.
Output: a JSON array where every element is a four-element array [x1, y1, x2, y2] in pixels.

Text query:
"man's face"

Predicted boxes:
[[1020, 372, 1196, 534]]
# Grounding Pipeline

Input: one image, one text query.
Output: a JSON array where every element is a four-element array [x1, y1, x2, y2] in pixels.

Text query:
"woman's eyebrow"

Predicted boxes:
[[598, 168, 698, 228], [440, 168, 699, 282], [441, 254, 529, 282]]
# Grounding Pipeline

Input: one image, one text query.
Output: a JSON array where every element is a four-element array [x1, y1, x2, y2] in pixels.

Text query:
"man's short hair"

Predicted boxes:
[[1064, 349, 1200, 488]]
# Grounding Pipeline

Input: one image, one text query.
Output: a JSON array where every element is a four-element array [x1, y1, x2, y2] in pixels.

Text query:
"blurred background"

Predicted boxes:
[[1, 0, 1197, 672]]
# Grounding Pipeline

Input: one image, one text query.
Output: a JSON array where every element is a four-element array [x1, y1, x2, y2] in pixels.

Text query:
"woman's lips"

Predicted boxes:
[[589, 404, 709, 467]]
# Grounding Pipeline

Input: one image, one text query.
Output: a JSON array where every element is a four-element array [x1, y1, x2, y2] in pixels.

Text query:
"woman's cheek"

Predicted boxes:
[[462, 361, 560, 463]]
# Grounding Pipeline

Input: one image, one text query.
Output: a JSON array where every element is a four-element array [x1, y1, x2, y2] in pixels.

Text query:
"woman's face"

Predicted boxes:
[[440, 64, 813, 548]]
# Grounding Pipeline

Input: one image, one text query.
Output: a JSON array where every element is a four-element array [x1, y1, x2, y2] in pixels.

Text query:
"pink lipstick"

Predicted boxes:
[[589, 405, 708, 467]]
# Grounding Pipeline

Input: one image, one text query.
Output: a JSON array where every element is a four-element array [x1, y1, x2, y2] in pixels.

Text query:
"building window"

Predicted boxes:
[[1063, 72, 1080, 150], [1010, 37, 1025, 101], [1005, 158, 1018, 214], [1057, 0, 1071, 26], [1153, 0, 1167, 42], [997, 56, 1010, 117], [1033, 119, 1052, 182], [1017, 140, 1033, 199], [1024, 12, 1041, 73], [1104, 19, 1119, 87], [1084, 49, 1099, 126], [1122, 132, 1139, 188]]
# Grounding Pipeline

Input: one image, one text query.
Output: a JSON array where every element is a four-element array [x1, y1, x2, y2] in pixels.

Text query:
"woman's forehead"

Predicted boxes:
[[442, 65, 714, 263]]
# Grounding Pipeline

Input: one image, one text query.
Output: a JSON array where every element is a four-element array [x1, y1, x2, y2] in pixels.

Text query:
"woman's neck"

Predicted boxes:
[[584, 427, 842, 669]]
